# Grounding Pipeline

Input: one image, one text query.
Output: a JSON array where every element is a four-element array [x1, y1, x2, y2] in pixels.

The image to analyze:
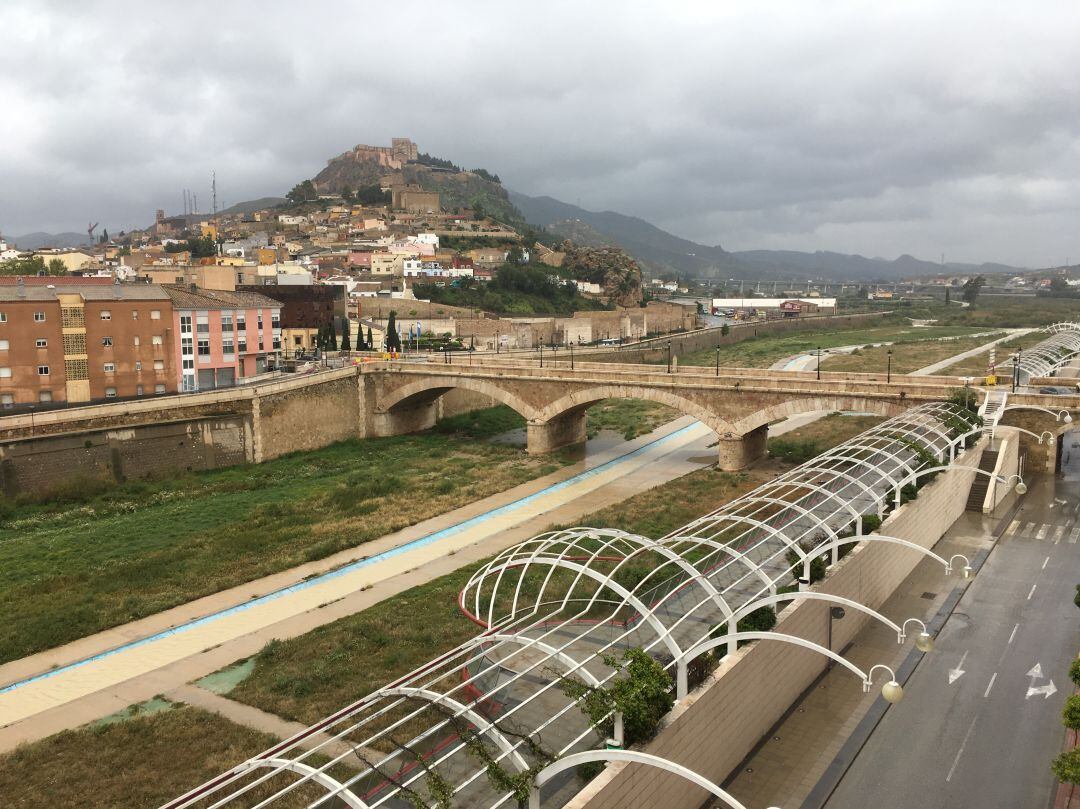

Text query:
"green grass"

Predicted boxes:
[[768, 414, 885, 463], [673, 319, 993, 369], [939, 332, 1031, 377], [222, 410, 880, 724], [0, 703, 336, 809], [0, 433, 567, 665], [819, 333, 1004, 374]]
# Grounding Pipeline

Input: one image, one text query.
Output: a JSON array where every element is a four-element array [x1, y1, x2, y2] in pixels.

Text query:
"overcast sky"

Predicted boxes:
[[2, 1, 1079, 266]]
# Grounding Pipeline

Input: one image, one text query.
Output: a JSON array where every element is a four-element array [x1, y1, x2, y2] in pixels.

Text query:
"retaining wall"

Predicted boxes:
[[570, 438, 1000, 809]]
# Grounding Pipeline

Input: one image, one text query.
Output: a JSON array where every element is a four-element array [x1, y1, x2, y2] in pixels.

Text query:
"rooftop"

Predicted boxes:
[[163, 285, 282, 310]]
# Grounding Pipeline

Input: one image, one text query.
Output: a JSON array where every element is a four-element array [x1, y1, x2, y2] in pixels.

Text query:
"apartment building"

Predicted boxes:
[[163, 285, 282, 391], [0, 280, 176, 409]]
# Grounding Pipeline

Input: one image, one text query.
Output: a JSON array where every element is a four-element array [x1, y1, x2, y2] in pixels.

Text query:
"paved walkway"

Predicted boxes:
[[0, 417, 720, 750], [911, 327, 1034, 376]]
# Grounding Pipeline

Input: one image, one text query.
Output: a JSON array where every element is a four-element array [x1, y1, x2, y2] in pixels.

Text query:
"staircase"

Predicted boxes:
[[979, 389, 1008, 430], [965, 449, 999, 511]]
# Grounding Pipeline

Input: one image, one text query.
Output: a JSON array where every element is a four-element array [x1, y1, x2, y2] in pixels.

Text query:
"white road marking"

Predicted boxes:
[[1028, 663, 1043, 679], [984, 672, 998, 698], [1042, 555, 1050, 570], [1036, 524, 1049, 540], [1071, 528, 1080, 544], [1027, 680, 1058, 699], [1027, 583, 1037, 600], [1053, 525, 1067, 544], [946, 717, 979, 782], [1008, 623, 1019, 644], [1023, 521, 1037, 536], [1006, 519, 1021, 536], [949, 650, 969, 684]]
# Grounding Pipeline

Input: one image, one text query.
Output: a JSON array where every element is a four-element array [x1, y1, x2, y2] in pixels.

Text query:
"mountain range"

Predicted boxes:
[[508, 191, 1027, 281]]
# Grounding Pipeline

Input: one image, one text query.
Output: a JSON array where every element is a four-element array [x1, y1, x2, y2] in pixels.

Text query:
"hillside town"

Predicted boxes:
[[0, 139, 701, 410]]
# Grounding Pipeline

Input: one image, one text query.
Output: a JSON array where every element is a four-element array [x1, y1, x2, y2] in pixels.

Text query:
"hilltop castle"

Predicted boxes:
[[332, 138, 418, 170]]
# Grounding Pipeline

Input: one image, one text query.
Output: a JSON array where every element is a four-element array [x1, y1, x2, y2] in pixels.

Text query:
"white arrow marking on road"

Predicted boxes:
[[949, 650, 969, 684], [1027, 663, 1043, 679], [1027, 680, 1057, 699]]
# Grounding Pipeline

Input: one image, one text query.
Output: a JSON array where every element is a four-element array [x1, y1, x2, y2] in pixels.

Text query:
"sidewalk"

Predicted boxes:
[[720, 510, 999, 808]]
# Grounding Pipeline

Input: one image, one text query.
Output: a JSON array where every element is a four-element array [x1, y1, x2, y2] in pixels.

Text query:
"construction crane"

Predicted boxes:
[[87, 222, 99, 245]]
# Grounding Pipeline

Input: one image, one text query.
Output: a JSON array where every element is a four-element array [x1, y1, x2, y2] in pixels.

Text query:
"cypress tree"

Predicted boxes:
[[367, 326, 374, 350], [386, 311, 401, 351], [328, 318, 338, 350], [340, 318, 351, 351]]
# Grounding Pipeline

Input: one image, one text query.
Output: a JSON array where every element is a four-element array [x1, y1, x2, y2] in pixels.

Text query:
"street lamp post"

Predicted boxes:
[[887, 348, 893, 384], [715, 346, 720, 377], [816, 346, 822, 380], [667, 343, 672, 374]]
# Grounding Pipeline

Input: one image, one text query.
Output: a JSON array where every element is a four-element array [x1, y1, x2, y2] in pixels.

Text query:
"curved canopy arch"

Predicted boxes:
[[233, 758, 370, 809]]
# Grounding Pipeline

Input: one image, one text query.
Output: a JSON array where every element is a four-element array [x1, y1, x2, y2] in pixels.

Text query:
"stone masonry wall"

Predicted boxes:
[[254, 371, 362, 462], [570, 439, 1000, 809]]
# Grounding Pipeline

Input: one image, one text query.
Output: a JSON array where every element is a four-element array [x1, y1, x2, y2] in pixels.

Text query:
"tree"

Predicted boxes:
[[46, 258, 67, 276], [1051, 747, 1080, 786], [944, 288, 951, 305], [327, 318, 338, 351], [100, 228, 109, 244], [0, 255, 46, 276], [385, 311, 401, 351], [1063, 694, 1080, 731], [341, 186, 354, 204], [506, 245, 526, 265], [961, 275, 986, 305], [367, 326, 374, 351], [186, 235, 216, 258], [340, 318, 351, 351], [286, 180, 318, 204]]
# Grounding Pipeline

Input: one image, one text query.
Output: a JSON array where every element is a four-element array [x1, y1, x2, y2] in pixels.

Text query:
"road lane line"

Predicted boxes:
[[1043, 555, 1050, 570], [946, 717, 979, 783], [984, 672, 998, 698], [1006, 519, 1020, 536], [1036, 524, 1049, 540], [1023, 521, 1037, 537], [1027, 583, 1037, 600], [1008, 623, 1019, 644], [1053, 525, 1067, 544]]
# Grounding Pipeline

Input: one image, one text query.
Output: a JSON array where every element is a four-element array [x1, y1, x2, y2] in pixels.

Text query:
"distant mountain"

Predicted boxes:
[[9, 232, 88, 250], [509, 191, 737, 277], [509, 190, 1028, 281]]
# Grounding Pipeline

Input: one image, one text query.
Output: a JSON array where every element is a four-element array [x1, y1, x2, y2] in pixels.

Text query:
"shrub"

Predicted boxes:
[[577, 760, 606, 782], [737, 606, 777, 633], [1063, 694, 1080, 731], [861, 514, 883, 533], [1070, 658, 1080, 688], [1051, 747, 1080, 786]]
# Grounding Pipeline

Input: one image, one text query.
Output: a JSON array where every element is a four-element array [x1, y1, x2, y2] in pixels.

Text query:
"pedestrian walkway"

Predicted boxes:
[[720, 510, 998, 808], [912, 328, 1034, 376]]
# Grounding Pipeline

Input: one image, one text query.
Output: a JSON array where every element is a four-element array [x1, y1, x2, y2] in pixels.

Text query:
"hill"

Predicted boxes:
[[509, 190, 1028, 281], [219, 197, 286, 215], [9, 232, 88, 250]]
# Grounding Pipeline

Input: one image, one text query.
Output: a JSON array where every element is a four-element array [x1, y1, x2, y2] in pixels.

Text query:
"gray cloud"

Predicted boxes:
[[2, 0, 1079, 266]]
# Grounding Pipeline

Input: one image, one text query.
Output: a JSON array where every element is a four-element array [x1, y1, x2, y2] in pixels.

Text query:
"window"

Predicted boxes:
[[63, 333, 86, 354], [197, 338, 210, 356], [102, 336, 113, 347], [238, 337, 247, 353], [182, 358, 194, 370], [35, 339, 47, 348], [0, 340, 8, 351], [221, 314, 233, 332], [0, 394, 12, 409], [100, 310, 111, 320], [0, 312, 6, 323], [222, 338, 234, 356], [153, 360, 164, 371], [65, 358, 88, 380], [181, 336, 193, 354], [38, 365, 49, 376], [257, 314, 263, 329], [133, 335, 140, 347], [155, 383, 166, 394], [151, 335, 163, 346], [105, 387, 117, 398], [196, 315, 209, 334], [135, 385, 144, 396], [271, 312, 280, 328], [236, 314, 246, 330], [0, 367, 10, 378], [150, 309, 161, 320], [61, 307, 84, 328], [180, 315, 192, 333], [103, 362, 115, 373], [135, 361, 142, 371], [131, 310, 138, 320], [272, 335, 281, 350], [34, 311, 46, 322], [39, 391, 52, 403]]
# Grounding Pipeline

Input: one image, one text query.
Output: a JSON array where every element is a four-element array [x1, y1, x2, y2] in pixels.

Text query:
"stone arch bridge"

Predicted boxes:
[[365, 360, 964, 469]]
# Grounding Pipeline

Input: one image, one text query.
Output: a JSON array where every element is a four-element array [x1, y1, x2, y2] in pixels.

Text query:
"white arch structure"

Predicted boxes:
[[1011, 324, 1080, 383], [166, 402, 976, 809]]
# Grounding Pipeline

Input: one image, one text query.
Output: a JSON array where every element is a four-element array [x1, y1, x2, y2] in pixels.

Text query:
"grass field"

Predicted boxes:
[[222, 411, 880, 724], [0, 430, 567, 665], [901, 296, 1079, 328], [437, 399, 681, 443], [674, 319, 991, 369], [818, 332, 1003, 374], [938, 332, 1031, 377], [767, 414, 885, 463], [0, 703, 334, 809]]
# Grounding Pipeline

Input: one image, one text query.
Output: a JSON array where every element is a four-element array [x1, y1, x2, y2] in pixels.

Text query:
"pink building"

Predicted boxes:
[[164, 285, 282, 391]]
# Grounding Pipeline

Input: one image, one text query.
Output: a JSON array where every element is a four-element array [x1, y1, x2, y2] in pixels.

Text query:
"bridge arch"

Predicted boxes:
[[730, 395, 907, 436], [535, 384, 736, 437], [375, 375, 542, 422]]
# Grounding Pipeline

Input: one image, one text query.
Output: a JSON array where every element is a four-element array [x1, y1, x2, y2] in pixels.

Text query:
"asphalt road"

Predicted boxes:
[[826, 471, 1080, 809]]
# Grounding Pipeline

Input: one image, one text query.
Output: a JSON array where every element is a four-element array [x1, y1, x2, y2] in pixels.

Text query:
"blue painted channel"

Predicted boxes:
[[0, 422, 701, 695]]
